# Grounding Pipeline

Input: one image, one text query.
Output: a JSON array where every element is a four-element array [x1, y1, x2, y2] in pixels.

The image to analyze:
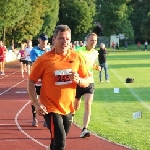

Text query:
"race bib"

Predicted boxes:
[[54, 69, 72, 85]]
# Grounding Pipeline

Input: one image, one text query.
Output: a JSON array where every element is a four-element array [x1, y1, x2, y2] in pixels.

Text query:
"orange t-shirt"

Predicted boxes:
[[29, 49, 88, 115]]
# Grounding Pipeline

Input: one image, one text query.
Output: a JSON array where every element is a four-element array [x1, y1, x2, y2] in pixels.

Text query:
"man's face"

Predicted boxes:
[[39, 39, 48, 49], [86, 35, 97, 49], [27, 40, 32, 47], [53, 30, 71, 55]]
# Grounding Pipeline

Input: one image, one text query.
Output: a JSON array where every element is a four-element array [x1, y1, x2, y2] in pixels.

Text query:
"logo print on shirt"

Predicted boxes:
[[69, 61, 74, 63]]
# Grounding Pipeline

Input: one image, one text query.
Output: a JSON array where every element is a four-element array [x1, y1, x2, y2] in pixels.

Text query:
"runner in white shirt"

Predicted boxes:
[[25, 40, 33, 75]]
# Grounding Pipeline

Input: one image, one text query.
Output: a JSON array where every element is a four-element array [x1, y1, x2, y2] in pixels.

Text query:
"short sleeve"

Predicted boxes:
[[30, 49, 36, 62]]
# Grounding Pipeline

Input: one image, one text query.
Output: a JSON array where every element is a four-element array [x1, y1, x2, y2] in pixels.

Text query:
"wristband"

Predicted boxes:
[[78, 79, 81, 85], [78, 79, 82, 85]]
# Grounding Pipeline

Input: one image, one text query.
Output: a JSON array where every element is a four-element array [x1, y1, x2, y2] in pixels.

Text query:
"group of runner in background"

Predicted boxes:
[[17, 40, 52, 78], [111, 40, 148, 51]]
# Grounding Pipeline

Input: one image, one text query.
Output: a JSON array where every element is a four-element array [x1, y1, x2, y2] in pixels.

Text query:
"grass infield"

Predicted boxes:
[[74, 49, 150, 150]]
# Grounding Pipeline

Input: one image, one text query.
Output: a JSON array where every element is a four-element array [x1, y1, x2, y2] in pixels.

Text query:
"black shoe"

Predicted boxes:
[[43, 121, 47, 127]]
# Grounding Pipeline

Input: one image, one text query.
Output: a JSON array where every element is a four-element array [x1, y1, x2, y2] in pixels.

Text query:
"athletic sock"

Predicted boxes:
[[31, 104, 36, 119], [82, 127, 86, 132]]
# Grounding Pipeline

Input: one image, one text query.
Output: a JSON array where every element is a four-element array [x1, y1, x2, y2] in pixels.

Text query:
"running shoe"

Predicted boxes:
[[46, 146, 51, 150], [80, 129, 90, 138], [32, 118, 38, 127], [43, 121, 47, 127], [1, 72, 5, 75]]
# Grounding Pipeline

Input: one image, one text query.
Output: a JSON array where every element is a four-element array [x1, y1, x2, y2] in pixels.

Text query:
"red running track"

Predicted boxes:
[[0, 61, 132, 150]]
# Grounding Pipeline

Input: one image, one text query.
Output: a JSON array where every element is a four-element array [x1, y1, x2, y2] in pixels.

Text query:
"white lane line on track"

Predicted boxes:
[[0, 124, 17, 126], [0, 79, 27, 96], [16, 91, 27, 93], [15, 100, 46, 148], [0, 140, 20, 142], [110, 68, 150, 111], [0, 70, 20, 79]]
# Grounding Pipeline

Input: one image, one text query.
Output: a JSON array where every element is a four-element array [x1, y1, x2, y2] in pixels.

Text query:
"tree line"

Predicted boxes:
[[0, 0, 149, 46]]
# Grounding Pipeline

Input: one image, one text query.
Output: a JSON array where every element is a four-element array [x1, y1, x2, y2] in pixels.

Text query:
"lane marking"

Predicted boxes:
[[0, 140, 21, 142], [0, 139, 32, 142], [0, 79, 27, 96], [16, 91, 27, 93], [110, 69, 150, 111], [1, 100, 30, 102], [0, 124, 17, 126], [0, 70, 20, 79], [15, 100, 46, 148]]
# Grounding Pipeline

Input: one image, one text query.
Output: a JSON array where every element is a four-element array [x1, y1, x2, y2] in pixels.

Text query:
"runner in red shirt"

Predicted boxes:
[[0, 41, 6, 75]]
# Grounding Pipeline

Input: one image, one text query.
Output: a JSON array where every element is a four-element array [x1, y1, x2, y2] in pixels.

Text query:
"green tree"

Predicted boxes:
[[40, 0, 59, 38], [95, 0, 134, 38], [59, 0, 96, 41], [0, 0, 31, 44], [10, 0, 46, 43], [129, 0, 150, 40], [8, 0, 59, 44]]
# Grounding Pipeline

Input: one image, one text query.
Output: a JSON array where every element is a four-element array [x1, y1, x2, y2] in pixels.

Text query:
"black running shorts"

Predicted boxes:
[[26, 60, 32, 66], [19, 59, 26, 64], [75, 83, 95, 99]]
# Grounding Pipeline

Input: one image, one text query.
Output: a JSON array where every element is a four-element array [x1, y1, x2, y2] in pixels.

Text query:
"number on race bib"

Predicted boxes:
[[57, 75, 71, 82], [54, 69, 72, 85]]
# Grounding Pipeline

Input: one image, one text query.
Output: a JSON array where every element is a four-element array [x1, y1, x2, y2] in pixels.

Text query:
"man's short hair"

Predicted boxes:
[[39, 33, 48, 41], [53, 25, 71, 38], [100, 43, 105, 49], [86, 33, 97, 39]]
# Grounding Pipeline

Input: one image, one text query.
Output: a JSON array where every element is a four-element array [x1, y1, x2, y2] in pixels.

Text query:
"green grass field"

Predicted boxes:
[[74, 49, 150, 150]]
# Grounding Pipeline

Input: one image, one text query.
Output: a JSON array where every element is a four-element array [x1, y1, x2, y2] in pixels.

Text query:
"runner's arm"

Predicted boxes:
[[27, 79, 48, 115], [27, 79, 38, 106], [69, 71, 89, 88]]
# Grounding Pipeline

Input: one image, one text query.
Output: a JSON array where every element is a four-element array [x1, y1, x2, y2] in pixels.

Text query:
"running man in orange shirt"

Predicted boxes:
[[27, 25, 89, 150]]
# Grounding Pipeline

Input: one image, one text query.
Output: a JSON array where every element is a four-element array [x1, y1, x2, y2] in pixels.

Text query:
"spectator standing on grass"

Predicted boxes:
[[0, 41, 7, 75], [116, 42, 119, 50], [124, 41, 128, 50], [75, 33, 101, 138], [27, 24, 89, 150], [144, 40, 148, 51], [98, 43, 109, 82], [111, 41, 115, 51], [30, 33, 49, 127], [137, 41, 141, 51]]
